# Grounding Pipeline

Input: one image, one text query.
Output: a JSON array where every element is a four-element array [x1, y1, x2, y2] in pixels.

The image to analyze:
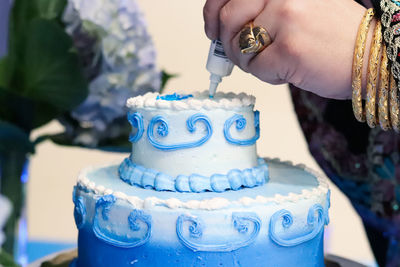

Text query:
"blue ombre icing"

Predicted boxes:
[[127, 112, 144, 143], [156, 92, 193, 101], [147, 113, 213, 151], [74, 161, 329, 267], [72, 92, 330, 267], [74, 159, 330, 267], [224, 110, 260, 146], [119, 157, 269, 192]]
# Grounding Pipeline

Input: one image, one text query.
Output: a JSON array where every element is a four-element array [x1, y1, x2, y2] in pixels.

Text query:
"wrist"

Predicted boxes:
[[330, 3, 371, 100]]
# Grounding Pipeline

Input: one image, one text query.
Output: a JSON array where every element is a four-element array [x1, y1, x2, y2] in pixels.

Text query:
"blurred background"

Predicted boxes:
[[1, 0, 376, 265]]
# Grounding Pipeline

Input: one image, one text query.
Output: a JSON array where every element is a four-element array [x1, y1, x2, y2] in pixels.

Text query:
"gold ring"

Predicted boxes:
[[239, 22, 272, 54]]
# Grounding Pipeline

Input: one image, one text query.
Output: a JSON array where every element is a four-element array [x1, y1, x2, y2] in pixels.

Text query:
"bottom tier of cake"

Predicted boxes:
[[72, 159, 330, 267]]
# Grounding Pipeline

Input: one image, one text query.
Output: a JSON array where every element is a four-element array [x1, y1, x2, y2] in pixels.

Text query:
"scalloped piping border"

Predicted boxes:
[[126, 91, 256, 111], [118, 157, 269, 193], [76, 157, 329, 211]]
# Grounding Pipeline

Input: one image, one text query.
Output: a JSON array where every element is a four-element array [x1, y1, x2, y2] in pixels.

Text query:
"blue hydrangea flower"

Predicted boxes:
[[62, 0, 161, 147]]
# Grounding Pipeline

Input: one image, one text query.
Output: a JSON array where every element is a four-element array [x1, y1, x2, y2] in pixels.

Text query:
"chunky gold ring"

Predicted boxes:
[[239, 22, 272, 54]]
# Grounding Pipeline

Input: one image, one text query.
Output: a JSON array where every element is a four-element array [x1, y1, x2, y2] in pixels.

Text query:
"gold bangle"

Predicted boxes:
[[352, 8, 375, 123], [378, 44, 391, 130], [366, 20, 382, 128], [389, 74, 400, 132]]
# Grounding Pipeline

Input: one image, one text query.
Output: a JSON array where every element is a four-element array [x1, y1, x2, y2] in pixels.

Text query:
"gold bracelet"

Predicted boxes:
[[378, 44, 391, 131], [390, 74, 400, 132], [366, 20, 382, 128], [352, 8, 375, 123]]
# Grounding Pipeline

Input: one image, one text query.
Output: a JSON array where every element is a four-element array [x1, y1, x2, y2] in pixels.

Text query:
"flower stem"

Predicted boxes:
[[0, 151, 26, 256]]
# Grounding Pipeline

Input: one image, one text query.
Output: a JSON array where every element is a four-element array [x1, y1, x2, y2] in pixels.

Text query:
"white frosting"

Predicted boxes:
[[129, 91, 259, 177], [126, 91, 256, 111], [77, 158, 329, 211]]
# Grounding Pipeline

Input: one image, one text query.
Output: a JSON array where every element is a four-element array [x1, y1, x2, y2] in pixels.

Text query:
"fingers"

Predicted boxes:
[[203, 0, 230, 40], [218, 0, 269, 66], [228, 33, 285, 85], [226, 3, 279, 73], [204, 0, 285, 85], [219, 0, 266, 42], [247, 42, 286, 85]]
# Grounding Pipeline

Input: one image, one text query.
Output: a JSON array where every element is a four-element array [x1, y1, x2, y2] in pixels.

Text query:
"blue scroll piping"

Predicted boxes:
[[224, 111, 260, 146], [156, 93, 193, 101], [324, 190, 331, 225], [127, 112, 144, 143], [128, 110, 260, 147], [269, 202, 328, 247], [93, 195, 152, 248], [119, 157, 269, 192], [73, 193, 86, 230], [176, 212, 261, 252], [147, 113, 213, 151]]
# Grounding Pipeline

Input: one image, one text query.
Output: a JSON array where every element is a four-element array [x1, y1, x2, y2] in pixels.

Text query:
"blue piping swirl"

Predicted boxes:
[[126, 210, 152, 247], [224, 110, 260, 146], [147, 113, 213, 151], [127, 112, 144, 143], [93, 195, 152, 248], [119, 157, 269, 192], [73, 196, 86, 230], [269, 204, 325, 247], [324, 189, 331, 225], [176, 212, 261, 252]]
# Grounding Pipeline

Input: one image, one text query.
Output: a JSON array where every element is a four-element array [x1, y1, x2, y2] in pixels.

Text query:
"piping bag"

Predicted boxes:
[[206, 40, 234, 98]]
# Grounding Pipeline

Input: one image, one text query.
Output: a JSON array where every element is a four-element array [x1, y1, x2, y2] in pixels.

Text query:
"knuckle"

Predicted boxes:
[[279, 36, 300, 59], [203, 2, 213, 21], [239, 57, 252, 73], [268, 78, 285, 85], [283, 70, 301, 85], [278, 0, 299, 20], [203, 2, 218, 39], [219, 5, 232, 26]]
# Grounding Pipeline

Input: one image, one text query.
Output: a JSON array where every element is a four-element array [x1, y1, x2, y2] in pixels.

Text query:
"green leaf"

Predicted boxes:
[[9, 0, 39, 35], [0, 250, 21, 267], [21, 19, 88, 111], [36, 0, 67, 20], [32, 100, 65, 129], [0, 121, 34, 154], [95, 134, 131, 152], [161, 70, 177, 93], [47, 132, 131, 153], [0, 0, 88, 132], [0, 57, 14, 89], [0, 87, 34, 132], [0, 87, 66, 130]]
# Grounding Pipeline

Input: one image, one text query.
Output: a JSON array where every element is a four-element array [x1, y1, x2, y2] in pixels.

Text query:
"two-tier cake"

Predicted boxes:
[[72, 91, 330, 267]]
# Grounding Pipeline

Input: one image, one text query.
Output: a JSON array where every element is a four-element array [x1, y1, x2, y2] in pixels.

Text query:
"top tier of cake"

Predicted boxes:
[[125, 91, 260, 179]]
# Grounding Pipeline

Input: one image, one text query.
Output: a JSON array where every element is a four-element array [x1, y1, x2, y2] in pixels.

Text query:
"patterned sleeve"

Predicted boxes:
[[379, 0, 400, 87]]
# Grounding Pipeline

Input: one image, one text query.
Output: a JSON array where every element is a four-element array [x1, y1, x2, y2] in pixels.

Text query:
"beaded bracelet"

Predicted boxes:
[[352, 8, 375, 123]]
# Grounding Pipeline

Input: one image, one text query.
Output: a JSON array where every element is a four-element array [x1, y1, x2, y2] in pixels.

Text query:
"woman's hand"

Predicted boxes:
[[203, 0, 373, 100]]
